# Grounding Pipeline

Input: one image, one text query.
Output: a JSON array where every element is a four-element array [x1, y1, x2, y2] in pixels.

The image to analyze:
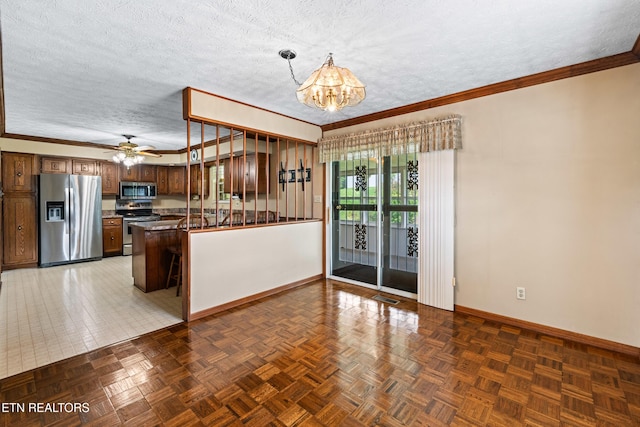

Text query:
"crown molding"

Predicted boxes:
[[322, 51, 639, 132]]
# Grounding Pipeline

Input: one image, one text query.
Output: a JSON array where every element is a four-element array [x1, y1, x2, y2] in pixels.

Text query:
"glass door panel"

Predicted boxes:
[[331, 158, 379, 286], [331, 154, 418, 295], [381, 154, 418, 293]]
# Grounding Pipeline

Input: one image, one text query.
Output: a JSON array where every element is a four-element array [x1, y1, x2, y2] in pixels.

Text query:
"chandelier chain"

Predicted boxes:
[[285, 56, 302, 86]]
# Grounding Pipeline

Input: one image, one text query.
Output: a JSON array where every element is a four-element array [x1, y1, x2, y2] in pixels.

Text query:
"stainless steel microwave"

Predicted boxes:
[[119, 181, 157, 200]]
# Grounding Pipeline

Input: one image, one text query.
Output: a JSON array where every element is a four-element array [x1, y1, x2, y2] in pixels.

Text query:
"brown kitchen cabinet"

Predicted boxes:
[[2, 152, 37, 193], [102, 217, 123, 256], [2, 194, 38, 268], [100, 161, 119, 195], [223, 153, 269, 195], [72, 159, 98, 175], [1, 152, 38, 270], [139, 164, 157, 182], [119, 164, 140, 182], [41, 156, 72, 174], [156, 166, 169, 194], [189, 164, 209, 198], [167, 166, 185, 195], [132, 226, 180, 293]]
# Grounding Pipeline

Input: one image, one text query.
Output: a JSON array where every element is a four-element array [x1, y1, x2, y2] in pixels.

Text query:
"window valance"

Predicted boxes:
[[318, 114, 462, 163]]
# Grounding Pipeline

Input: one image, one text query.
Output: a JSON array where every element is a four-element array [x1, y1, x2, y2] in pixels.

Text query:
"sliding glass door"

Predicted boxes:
[[330, 153, 418, 295]]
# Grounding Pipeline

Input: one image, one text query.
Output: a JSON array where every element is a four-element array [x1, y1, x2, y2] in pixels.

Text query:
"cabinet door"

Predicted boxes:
[[139, 165, 157, 182], [119, 165, 140, 182], [157, 166, 168, 195], [189, 165, 210, 198], [41, 157, 71, 174], [2, 152, 36, 193], [100, 162, 119, 195], [102, 218, 123, 256], [72, 159, 98, 175], [3, 194, 37, 267], [167, 166, 185, 195]]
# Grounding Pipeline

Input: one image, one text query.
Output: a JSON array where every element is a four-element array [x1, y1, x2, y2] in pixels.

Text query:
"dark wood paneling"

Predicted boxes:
[[132, 227, 179, 293]]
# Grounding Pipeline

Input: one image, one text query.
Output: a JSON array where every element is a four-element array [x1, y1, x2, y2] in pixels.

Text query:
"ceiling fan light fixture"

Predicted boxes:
[[295, 53, 365, 112], [111, 135, 148, 168]]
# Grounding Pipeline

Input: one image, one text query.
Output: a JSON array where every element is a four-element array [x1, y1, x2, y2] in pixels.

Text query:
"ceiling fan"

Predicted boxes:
[[110, 135, 161, 166]]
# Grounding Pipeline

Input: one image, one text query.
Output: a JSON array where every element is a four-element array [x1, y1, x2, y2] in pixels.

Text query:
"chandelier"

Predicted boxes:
[[112, 151, 145, 168], [280, 50, 366, 112]]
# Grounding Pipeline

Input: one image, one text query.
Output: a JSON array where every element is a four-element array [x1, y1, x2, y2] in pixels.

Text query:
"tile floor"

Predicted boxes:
[[0, 256, 182, 380]]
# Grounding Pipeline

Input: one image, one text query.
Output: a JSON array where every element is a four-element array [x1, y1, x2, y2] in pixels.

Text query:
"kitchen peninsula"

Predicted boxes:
[[130, 210, 277, 293], [131, 218, 192, 293]]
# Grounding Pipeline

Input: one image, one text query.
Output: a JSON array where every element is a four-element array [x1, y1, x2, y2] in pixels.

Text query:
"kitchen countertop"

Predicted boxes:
[[129, 218, 218, 231], [102, 214, 123, 219], [129, 219, 182, 231]]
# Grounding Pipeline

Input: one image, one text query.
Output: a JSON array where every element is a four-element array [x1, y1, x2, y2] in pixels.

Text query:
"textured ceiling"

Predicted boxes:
[[1, 1, 639, 151]]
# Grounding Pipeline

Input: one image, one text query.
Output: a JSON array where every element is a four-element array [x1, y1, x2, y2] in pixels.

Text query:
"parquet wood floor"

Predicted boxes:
[[1, 279, 639, 426]]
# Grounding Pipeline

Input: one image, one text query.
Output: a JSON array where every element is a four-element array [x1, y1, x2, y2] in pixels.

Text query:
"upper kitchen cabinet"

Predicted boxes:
[[72, 159, 98, 175], [139, 165, 157, 182], [2, 152, 37, 193], [119, 164, 140, 182], [189, 165, 210, 198], [167, 166, 185, 195], [41, 156, 72, 174], [156, 166, 168, 194], [100, 161, 119, 195], [223, 153, 269, 195]]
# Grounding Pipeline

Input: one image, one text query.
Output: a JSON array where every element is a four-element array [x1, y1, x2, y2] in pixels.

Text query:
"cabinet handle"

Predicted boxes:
[[111, 236, 115, 240], [17, 225, 23, 231], [16, 172, 22, 177]]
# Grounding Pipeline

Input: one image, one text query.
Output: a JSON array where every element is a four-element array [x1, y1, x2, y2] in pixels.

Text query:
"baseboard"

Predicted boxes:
[[455, 305, 640, 358], [188, 274, 324, 322]]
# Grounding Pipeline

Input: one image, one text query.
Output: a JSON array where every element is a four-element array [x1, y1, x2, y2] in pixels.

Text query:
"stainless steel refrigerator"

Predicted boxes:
[[39, 174, 103, 267]]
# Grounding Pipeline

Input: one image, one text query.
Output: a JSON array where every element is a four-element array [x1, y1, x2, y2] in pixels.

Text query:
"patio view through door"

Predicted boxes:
[[331, 153, 419, 295]]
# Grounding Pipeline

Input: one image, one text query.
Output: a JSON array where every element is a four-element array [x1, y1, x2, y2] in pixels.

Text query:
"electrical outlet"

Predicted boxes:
[[516, 287, 526, 300]]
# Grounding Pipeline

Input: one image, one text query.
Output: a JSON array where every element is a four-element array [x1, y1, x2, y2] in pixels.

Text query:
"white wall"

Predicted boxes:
[[323, 63, 640, 347], [189, 221, 323, 315]]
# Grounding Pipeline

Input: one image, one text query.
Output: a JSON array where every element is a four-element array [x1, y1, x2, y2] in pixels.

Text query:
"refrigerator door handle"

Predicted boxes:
[[66, 186, 71, 235]]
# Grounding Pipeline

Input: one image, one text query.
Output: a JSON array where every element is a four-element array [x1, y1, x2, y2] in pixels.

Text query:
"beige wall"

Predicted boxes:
[[189, 221, 323, 315], [323, 63, 640, 347], [0, 137, 183, 164]]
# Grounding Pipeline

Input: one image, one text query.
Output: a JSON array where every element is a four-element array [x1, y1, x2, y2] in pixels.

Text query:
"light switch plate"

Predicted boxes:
[[314, 195, 322, 203]]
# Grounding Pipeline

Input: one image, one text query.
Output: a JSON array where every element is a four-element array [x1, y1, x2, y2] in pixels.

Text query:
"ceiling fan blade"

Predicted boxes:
[[133, 145, 155, 151], [137, 151, 162, 158]]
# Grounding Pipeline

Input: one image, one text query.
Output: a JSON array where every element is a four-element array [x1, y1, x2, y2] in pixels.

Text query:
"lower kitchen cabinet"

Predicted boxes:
[[2, 194, 38, 269], [102, 217, 123, 256]]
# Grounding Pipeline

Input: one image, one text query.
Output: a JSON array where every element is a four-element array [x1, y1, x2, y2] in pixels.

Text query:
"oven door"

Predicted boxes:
[[122, 217, 140, 255]]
